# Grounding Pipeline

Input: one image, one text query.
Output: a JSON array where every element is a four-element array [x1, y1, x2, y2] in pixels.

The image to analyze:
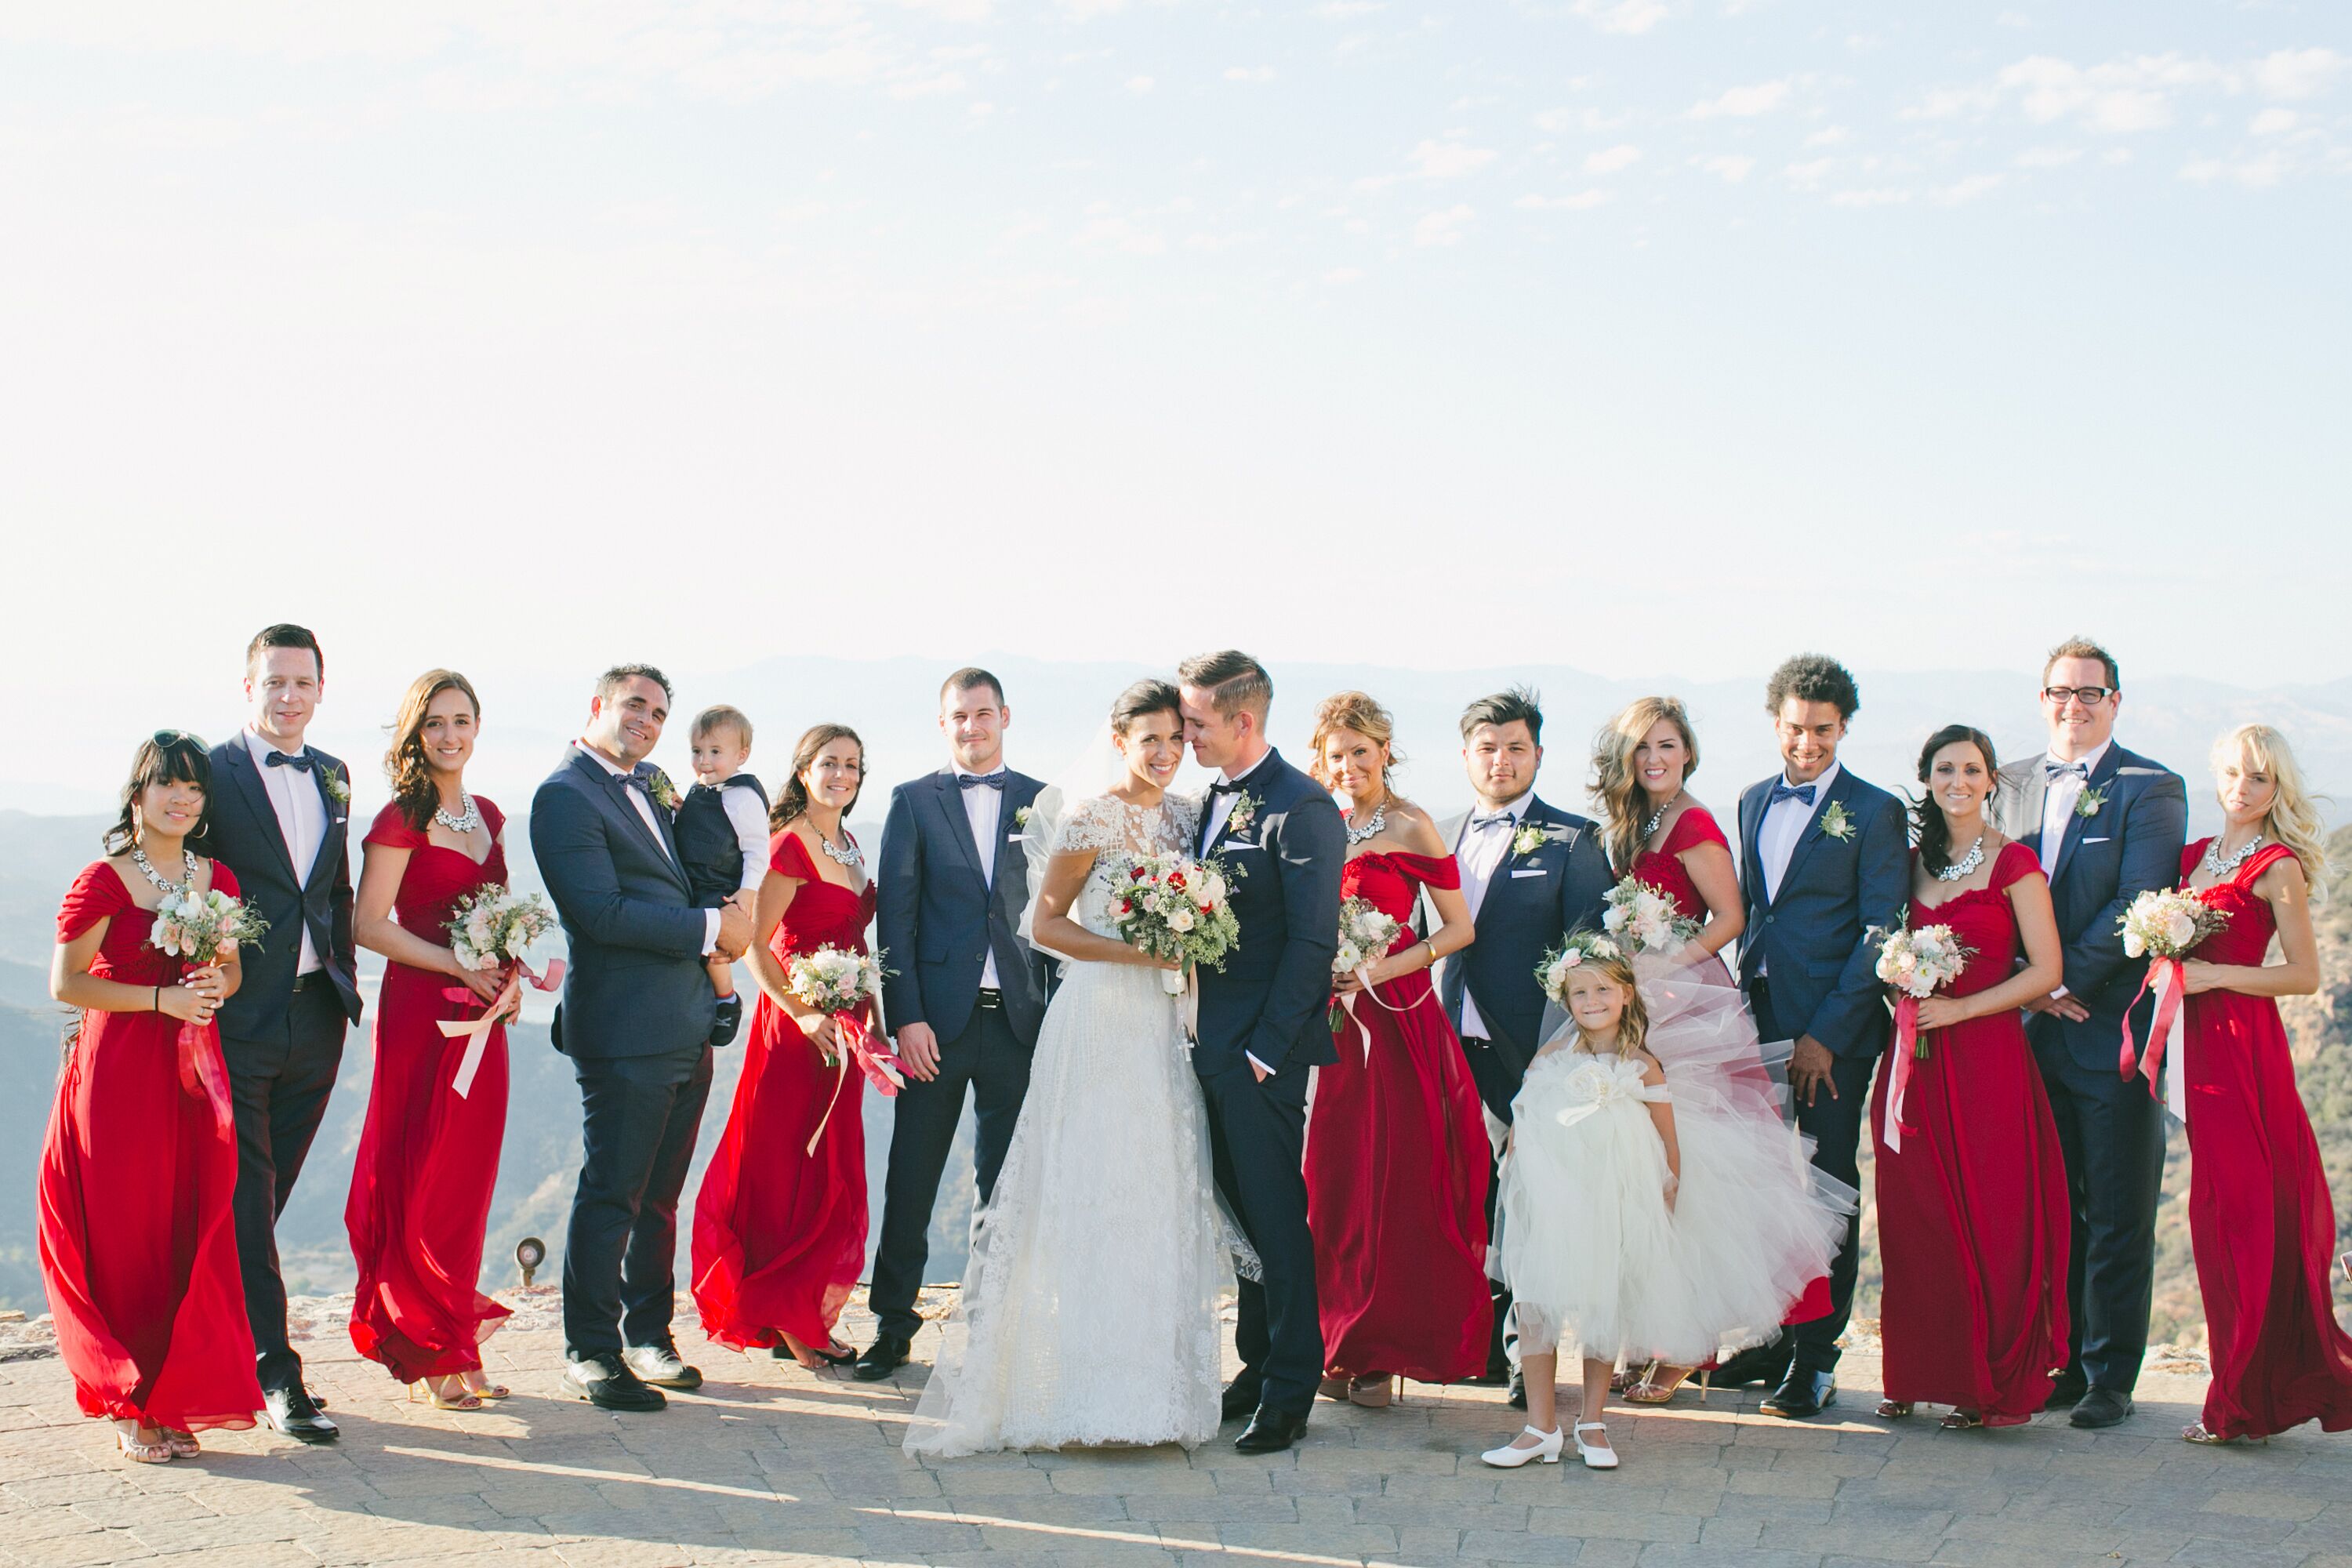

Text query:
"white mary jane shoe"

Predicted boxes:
[[1480, 1425, 1563, 1468], [1573, 1420, 1620, 1470]]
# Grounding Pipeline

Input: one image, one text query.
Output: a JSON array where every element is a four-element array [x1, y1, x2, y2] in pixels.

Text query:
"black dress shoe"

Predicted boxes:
[[1234, 1407, 1309, 1454], [1221, 1378, 1265, 1421], [263, 1385, 339, 1443], [1760, 1368, 1837, 1421], [852, 1333, 911, 1382], [1508, 1370, 1526, 1411], [2043, 1370, 2089, 1410], [2070, 1387, 2134, 1428], [1712, 1332, 1795, 1389], [708, 993, 744, 1048], [562, 1354, 667, 1412], [623, 1341, 705, 1390]]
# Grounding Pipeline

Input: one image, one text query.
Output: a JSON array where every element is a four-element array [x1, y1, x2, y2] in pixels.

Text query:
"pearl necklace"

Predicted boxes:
[[1640, 791, 1682, 843], [2201, 834, 2266, 879], [131, 844, 199, 896], [1345, 801, 1388, 847], [815, 826, 864, 870], [1934, 836, 1986, 882], [433, 792, 484, 838]]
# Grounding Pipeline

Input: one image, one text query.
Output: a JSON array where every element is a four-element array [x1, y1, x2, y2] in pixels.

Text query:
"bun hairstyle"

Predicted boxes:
[[771, 723, 864, 830], [105, 730, 214, 855], [1911, 724, 1998, 877], [1109, 678, 1183, 735], [1307, 690, 1406, 793], [2212, 723, 2332, 902], [386, 669, 481, 831], [1592, 696, 1700, 871]]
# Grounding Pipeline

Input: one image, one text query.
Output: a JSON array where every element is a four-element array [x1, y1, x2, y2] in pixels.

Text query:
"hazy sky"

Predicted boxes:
[[5, 0, 2347, 760]]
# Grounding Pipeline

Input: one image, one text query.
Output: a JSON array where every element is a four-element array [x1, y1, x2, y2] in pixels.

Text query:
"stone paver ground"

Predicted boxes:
[[2, 1287, 2344, 1568]]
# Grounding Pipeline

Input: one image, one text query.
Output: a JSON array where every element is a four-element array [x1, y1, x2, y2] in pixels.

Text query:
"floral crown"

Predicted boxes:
[[1534, 933, 1628, 1002]]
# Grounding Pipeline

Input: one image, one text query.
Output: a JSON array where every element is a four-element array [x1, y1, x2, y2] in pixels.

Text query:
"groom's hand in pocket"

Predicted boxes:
[[896, 1022, 942, 1082]]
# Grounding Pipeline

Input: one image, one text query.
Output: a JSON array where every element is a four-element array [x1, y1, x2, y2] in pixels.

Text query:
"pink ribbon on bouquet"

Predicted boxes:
[[2118, 956, 2189, 1123], [176, 1022, 234, 1138], [1333, 962, 1413, 1064], [437, 958, 565, 1099], [805, 1011, 904, 1156], [1878, 995, 1922, 1155]]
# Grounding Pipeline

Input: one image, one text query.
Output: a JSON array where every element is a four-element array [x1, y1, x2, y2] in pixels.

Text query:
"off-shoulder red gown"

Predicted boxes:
[[39, 862, 263, 1432], [344, 800, 514, 1383], [1306, 849, 1493, 1385], [692, 831, 879, 1352], [1870, 843, 2071, 1422], [2181, 840, 2352, 1439]]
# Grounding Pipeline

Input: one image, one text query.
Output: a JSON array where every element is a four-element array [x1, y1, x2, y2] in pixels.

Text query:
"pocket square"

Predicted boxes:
[[1221, 840, 1264, 852], [1509, 869, 1547, 879], [2083, 837, 2111, 845]]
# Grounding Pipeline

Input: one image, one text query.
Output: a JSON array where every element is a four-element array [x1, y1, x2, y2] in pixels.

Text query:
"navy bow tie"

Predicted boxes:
[[1769, 780, 1817, 806], [263, 749, 314, 772], [614, 768, 652, 794], [1469, 813, 1515, 831], [959, 771, 1008, 791], [2045, 760, 2090, 780]]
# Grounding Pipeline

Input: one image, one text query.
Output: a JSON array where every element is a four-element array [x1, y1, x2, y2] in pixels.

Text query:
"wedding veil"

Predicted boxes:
[[1014, 721, 1131, 963]]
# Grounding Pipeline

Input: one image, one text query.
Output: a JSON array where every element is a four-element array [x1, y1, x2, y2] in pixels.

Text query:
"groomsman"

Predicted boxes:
[[1994, 638, 2184, 1429], [1426, 688, 1611, 1398], [860, 669, 1054, 1382], [206, 624, 363, 1443], [1730, 654, 1908, 1421]]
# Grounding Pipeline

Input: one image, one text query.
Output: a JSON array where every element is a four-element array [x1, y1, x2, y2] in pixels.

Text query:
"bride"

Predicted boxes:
[[902, 678, 1229, 1456]]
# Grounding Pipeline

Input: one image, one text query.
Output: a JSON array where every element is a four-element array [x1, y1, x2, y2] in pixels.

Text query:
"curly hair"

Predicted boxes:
[[1590, 696, 1699, 870], [1764, 654, 1861, 721], [1307, 690, 1407, 795], [385, 670, 481, 831]]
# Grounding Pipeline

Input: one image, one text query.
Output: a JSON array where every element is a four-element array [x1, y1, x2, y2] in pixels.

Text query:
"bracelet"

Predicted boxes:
[[1422, 940, 1437, 971]]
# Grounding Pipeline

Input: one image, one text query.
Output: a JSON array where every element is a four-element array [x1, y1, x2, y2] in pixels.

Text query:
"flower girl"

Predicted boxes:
[[1482, 936, 1849, 1472]]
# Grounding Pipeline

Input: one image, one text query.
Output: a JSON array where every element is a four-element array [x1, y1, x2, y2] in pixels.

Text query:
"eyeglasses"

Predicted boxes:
[[2042, 686, 2114, 707]]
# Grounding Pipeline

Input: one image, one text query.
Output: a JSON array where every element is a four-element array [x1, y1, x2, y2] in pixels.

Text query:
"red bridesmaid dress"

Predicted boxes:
[[1307, 849, 1493, 1385], [1870, 843, 2071, 1423], [2180, 840, 2352, 1439], [344, 800, 514, 1384], [38, 862, 263, 1432], [691, 830, 878, 1352]]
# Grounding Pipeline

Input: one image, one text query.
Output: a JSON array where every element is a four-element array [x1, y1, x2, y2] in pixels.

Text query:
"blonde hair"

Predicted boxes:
[[2212, 724, 2332, 902], [1591, 696, 1700, 870], [1563, 946, 1651, 1058], [1307, 690, 1407, 794], [691, 704, 753, 750]]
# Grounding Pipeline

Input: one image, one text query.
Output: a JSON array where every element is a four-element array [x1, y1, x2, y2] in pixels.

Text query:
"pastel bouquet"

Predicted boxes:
[[1600, 874, 1701, 956], [437, 885, 566, 1098], [788, 945, 902, 1154], [1112, 851, 1242, 996], [147, 885, 269, 1134], [1870, 919, 1976, 1154], [2117, 888, 2229, 1120], [1329, 897, 1405, 1054]]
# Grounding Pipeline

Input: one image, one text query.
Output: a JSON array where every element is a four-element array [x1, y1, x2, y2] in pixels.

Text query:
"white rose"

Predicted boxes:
[[1200, 872, 1226, 903], [2161, 909, 2196, 949], [2123, 930, 2147, 959], [1602, 906, 1628, 933], [1167, 906, 1196, 933]]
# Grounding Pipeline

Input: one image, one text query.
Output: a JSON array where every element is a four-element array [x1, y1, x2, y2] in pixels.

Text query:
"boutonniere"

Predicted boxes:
[[1013, 805, 1033, 830], [1512, 822, 1563, 858], [2074, 783, 2110, 820], [321, 768, 350, 808], [1225, 789, 1260, 837], [648, 769, 681, 814], [1818, 800, 1854, 841]]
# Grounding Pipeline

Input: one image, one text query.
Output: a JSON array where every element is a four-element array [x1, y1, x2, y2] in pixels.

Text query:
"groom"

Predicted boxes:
[[1178, 650, 1344, 1455], [533, 664, 752, 1411]]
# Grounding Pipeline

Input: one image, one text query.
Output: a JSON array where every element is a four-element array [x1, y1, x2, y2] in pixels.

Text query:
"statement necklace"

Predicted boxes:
[[1345, 800, 1388, 847], [2201, 834, 2266, 879], [433, 792, 484, 838], [1640, 790, 1682, 842], [815, 824, 864, 870], [1935, 836, 1987, 882], [132, 844, 199, 896]]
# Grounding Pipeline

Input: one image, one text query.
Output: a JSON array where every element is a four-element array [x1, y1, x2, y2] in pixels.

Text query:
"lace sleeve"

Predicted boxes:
[[1167, 793, 1202, 853], [1052, 795, 1127, 855]]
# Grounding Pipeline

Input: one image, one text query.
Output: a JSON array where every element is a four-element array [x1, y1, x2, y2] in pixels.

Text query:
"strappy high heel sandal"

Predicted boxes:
[[1875, 1399, 1914, 1420], [1348, 1374, 1401, 1408], [412, 1376, 485, 1411], [1480, 1425, 1563, 1468], [161, 1428, 201, 1458], [115, 1425, 173, 1465], [1318, 1375, 1352, 1402], [2182, 1424, 2264, 1445], [460, 1374, 511, 1401], [1572, 1420, 1620, 1470], [1624, 1363, 1711, 1406], [1939, 1409, 1984, 1430]]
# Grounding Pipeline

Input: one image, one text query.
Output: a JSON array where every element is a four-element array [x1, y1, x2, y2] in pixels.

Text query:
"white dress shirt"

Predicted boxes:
[[953, 764, 1005, 989], [718, 782, 769, 892], [574, 742, 720, 955], [244, 728, 326, 975], [1451, 792, 1534, 1043], [2038, 739, 2112, 879], [1759, 760, 1839, 905]]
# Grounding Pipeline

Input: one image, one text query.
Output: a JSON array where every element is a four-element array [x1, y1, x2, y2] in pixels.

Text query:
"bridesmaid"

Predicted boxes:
[[347, 671, 515, 1409], [1304, 693, 1491, 1406], [41, 732, 262, 1462], [2177, 724, 2352, 1443], [691, 724, 879, 1369], [1589, 697, 1744, 971], [1871, 724, 2071, 1428]]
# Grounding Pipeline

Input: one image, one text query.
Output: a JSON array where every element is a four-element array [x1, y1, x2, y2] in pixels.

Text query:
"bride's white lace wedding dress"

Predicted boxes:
[[902, 792, 1225, 1457]]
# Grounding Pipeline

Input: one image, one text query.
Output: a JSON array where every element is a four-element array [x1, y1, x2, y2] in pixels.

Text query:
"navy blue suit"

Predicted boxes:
[[532, 746, 718, 1359], [1192, 749, 1345, 1417], [1735, 764, 1909, 1377], [205, 736, 361, 1394], [1995, 742, 2186, 1395], [869, 766, 1054, 1341]]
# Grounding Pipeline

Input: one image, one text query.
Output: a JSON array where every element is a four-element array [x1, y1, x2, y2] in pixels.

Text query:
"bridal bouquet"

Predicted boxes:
[[1601, 874, 1701, 955], [788, 945, 902, 1154], [437, 886, 566, 1098], [2117, 888, 2229, 1120], [1870, 919, 1975, 1154], [147, 885, 269, 1135], [1329, 897, 1404, 1052], [1112, 851, 1241, 995]]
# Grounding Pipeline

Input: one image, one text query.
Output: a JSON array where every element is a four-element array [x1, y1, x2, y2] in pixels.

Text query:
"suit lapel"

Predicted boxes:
[[2047, 747, 2119, 890], [934, 771, 987, 882], [572, 750, 682, 887], [222, 739, 299, 884], [2011, 761, 2051, 854], [1737, 782, 1766, 909], [299, 750, 343, 891]]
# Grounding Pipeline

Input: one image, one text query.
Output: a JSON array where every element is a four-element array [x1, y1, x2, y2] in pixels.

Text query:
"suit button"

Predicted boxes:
[[1766, 914, 1775, 924]]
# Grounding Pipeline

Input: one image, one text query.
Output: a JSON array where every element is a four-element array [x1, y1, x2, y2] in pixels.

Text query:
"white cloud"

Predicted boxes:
[[2252, 47, 2346, 101], [1782, 158, 1833, 191], [1314, 0, 1384, 16], [1570, 0, 1670, 35], [1803, 125, 1849, 148], [1584, 143, 1641, 174], [1224, 65, 1276, 83], [1123, 74, 1154, 94], [1690, 78, 1791, 119], [1414, 204, 1475, 245], [1699, 154, 1755, 182], [1931, 172, 2003, 205], [2013, 145, 2081, 167], [2250, 107, 2298, 136], [1322, 265, 1366, 283], [1830, 187, 1911, 207], [1074, 213, 1166, 253], [1408, 136, 1497, 179], [2182, 153, 2285, 189], [1515, 188, 1612, 210]]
